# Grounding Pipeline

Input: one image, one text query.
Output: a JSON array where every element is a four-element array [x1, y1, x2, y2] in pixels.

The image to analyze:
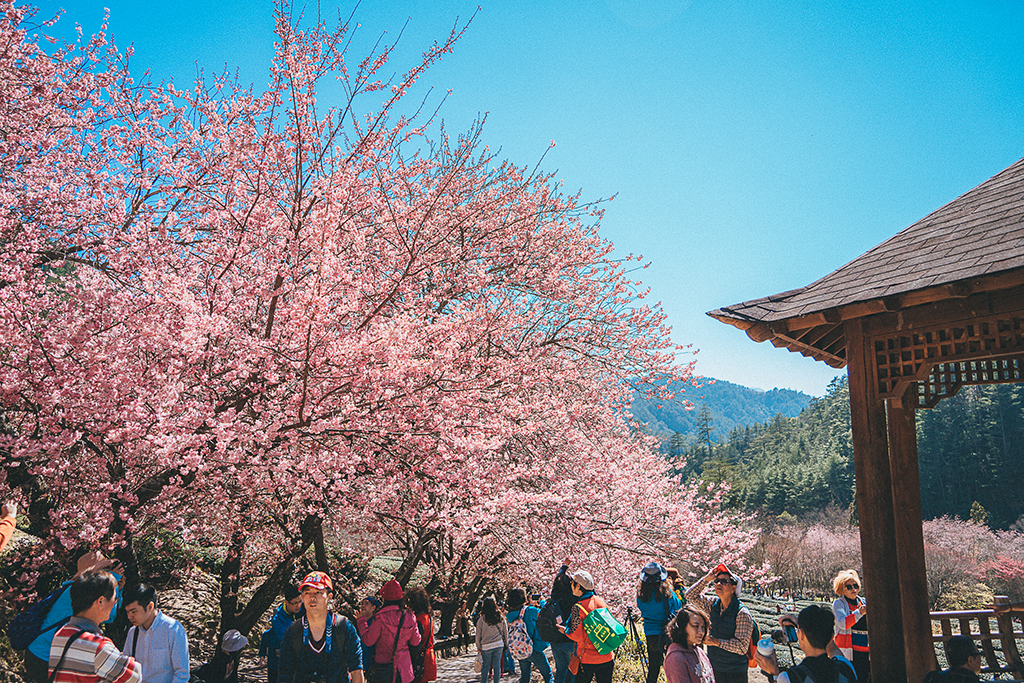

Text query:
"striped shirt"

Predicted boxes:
[[49, 617, 142, 683]]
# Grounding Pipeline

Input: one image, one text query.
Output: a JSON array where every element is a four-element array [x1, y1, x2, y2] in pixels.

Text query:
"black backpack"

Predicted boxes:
[[536, 601, 563, 643], [410, 619, 427, 681], [785, 657, 857, 683], [7, 585, 70, 651]]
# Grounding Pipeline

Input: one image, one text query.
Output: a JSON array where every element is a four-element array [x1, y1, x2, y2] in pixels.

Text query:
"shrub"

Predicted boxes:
[[934, 582, 994, 611]]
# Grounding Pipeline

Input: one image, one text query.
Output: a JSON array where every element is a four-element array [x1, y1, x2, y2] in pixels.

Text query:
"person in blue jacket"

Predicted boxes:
[[22, 551, 125, 683], [636, 562, 683, 683], [259, 583, 305, 683], [506, 588, 552, 683]]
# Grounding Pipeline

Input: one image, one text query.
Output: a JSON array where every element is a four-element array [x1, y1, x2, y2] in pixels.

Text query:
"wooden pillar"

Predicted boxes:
[[887, 388, 937, 683], [846, 319, 907, 683]]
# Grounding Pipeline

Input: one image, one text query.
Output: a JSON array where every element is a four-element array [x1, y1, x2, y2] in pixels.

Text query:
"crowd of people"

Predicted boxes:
[[0, 530, 986, 683]]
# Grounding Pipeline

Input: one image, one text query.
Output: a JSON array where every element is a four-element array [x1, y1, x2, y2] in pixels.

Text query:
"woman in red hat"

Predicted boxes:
[[365, 580, 421, 683]]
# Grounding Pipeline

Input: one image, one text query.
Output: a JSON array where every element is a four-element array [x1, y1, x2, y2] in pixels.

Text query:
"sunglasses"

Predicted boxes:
[[845, 583, 860, 590], [713, 578, 735, 586]]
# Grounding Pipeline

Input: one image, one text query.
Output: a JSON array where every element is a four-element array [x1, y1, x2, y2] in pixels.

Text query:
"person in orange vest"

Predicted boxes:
[[0, 501, 16, 554], [555, 570, 614, 683]]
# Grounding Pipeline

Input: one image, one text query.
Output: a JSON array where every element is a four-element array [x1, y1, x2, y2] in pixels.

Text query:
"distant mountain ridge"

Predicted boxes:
[[629, 378, 814, 442]]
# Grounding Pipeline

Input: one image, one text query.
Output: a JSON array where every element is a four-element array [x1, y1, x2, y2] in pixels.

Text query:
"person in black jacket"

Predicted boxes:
[[194, 630, 247, 683], [922, 637, 982, 683], [278, 571, 363, 683], [541, 564, 578, 683]]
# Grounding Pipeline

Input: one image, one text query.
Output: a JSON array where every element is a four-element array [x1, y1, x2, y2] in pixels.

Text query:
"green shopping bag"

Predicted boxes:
[[579, 604, 627, 655]]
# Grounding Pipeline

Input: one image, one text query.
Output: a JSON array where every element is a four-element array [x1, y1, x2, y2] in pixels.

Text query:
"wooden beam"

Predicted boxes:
[[847, 318, 907, 683], [887, 389, 938, 682]]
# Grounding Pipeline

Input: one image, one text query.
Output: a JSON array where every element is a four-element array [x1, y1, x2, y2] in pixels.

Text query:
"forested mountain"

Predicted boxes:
[[678, 376, 1024, 529], [629, 378, 813, 440]]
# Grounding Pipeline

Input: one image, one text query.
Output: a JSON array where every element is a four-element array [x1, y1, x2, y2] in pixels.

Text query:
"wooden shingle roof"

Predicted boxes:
[[708, 155, 1024, 368]]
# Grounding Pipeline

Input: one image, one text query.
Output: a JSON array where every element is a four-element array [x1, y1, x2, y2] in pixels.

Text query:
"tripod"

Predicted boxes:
[[623, 607, 647, 677]]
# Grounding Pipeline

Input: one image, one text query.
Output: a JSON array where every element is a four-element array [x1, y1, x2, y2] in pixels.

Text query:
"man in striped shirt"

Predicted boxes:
[[49, 570, 142, 683]]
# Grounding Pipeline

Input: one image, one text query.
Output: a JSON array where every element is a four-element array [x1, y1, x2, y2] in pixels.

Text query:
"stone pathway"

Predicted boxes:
[[436, 649, 481, 683], [436, 648, 558, 683]]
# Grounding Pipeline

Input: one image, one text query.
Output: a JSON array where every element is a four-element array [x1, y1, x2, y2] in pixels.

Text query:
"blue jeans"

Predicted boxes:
[[519, 649, 553, 683], [481, 647, 503, 683], [551, 642, 575, 683]]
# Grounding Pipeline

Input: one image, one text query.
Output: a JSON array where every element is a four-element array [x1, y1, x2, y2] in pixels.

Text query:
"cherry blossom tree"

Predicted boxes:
[[0, 0, 761, 638]]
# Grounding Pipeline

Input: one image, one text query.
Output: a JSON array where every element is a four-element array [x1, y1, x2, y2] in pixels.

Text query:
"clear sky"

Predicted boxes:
[[40, 0, 1024, 396]]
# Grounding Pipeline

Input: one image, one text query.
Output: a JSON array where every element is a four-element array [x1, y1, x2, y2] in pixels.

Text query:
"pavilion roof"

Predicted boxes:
[[708, 155, 1024, 368]]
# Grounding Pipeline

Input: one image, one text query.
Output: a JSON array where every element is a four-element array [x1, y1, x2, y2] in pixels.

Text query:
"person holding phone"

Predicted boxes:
[[753, 606, 856, 683], [831, 570, 869, 683]]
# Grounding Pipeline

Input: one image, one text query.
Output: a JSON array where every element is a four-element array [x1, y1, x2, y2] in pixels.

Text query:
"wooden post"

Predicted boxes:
[[846, 319, 907, 683], [887, 388, 937, 682]]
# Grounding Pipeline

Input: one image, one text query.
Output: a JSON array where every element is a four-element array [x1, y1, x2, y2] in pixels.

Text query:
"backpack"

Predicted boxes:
[[410, 618, 427, 681], [578, 603, 626, 655], [784, 657, 856, 683], [7, 585, 70, 651], [745, 610, 761, 668], [536, 602, 563, 643], [507, 609, 534, 660]]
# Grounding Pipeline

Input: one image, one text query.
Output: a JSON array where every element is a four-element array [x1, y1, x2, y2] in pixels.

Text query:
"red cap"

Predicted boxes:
[[381, 580, 403, 601], [300, 571, 333, 592]]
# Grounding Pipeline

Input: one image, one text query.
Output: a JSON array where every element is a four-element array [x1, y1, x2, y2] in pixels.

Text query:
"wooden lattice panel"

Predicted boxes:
[[873, 314, 1024, 405], [917, 357, 1024, 408]]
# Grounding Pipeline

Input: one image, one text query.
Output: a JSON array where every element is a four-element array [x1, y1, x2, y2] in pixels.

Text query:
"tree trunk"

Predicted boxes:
[[314, 519, 329, 572], [223, 514, 322, 638], [218, 527, 247, 644]]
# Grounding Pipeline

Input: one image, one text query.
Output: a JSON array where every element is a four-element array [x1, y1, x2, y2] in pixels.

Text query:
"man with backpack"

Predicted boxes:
[[124, 584, 190, 683], [754, 605, 857, 683], [48, 570, 141, 683], [259, 584, 305, 683], [557, 570, 614, 683], [17, 552, 125, 683], [278, 571, 364, 683]]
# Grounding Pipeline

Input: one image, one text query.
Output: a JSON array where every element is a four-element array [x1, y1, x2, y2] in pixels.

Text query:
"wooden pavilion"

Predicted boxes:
[[708, 155, 1024, 683]]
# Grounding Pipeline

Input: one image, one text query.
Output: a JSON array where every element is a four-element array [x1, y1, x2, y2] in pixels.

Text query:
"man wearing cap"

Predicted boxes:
[[922, 636, 982, 683], [279, 571, 364, 683], [685, 564, 754, 683], [556, 570, 614, 683], [260, 584, 305, 683], [636, 562, 682, 683]]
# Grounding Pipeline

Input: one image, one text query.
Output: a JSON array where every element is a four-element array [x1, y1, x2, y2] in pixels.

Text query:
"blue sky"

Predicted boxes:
[[42, 0, 1024, 396]]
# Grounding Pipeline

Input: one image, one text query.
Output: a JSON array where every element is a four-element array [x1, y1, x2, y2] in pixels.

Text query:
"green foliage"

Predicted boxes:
[[918, 384, 1024, 529], [934, 581, 995, 611], [679, 378, 1024, 530], [630, 378, 813, 441], [135, 529, 196, 586], [970, 502, 989, 527], [677, 376, 855, 518]]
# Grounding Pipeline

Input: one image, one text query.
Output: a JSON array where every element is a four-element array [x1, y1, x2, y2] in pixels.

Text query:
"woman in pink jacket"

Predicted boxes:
[[664, 605, 716, 683], [365, 581, 422, 683]]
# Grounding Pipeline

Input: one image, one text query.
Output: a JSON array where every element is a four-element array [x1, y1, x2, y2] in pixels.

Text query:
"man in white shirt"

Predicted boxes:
[[124, 584, 189, 683]]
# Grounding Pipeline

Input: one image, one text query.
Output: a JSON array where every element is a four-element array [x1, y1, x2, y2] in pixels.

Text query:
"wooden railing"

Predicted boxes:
[[930, 596, 1024, 678]]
